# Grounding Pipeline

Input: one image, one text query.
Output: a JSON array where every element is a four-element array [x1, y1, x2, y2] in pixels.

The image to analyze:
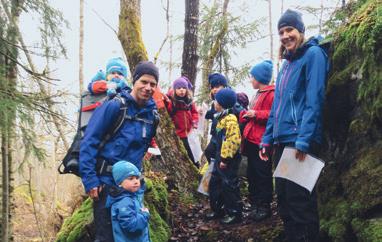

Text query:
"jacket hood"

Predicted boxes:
[[283, 36, 321, 61]]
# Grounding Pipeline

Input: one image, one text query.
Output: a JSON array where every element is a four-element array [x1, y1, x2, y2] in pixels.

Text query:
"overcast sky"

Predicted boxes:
[[19, 0, 340, 119]]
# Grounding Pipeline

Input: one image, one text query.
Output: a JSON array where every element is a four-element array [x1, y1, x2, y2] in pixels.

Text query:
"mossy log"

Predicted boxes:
[[318, 0, 382, 241]]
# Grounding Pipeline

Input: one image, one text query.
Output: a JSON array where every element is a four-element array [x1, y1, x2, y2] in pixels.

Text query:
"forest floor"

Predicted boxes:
[[168, 185, 285, 242]]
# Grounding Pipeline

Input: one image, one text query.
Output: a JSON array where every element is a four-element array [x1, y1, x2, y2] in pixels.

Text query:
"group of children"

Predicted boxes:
[[83, 56, 275, 240], [80, 8, 327, 242]]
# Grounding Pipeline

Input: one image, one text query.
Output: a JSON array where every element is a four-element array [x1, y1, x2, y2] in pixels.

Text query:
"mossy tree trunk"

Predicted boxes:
[[0, 1, 20, 240], [118, 0, 148, 74], [119, 0, 199, 194]]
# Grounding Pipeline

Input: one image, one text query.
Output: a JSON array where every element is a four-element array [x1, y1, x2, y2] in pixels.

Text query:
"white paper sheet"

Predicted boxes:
[[273, 147, 325, 192]]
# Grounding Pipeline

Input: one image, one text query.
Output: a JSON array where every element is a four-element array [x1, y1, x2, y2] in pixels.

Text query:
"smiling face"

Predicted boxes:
[[120, 176, 141, 193], [131, 74, 157, 105], [279, 26, 304, 53]]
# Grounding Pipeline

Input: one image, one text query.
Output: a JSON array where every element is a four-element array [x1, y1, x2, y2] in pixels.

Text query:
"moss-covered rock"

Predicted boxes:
[[319, 0, 382, 241], [55, 175, 171, 242]]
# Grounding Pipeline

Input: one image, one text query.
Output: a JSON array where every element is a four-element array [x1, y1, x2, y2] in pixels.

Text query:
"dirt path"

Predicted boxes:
[[169, 192, 285, 242]]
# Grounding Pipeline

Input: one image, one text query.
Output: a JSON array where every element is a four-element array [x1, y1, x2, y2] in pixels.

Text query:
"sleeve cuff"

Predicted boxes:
[[295, 141, 310, 153]]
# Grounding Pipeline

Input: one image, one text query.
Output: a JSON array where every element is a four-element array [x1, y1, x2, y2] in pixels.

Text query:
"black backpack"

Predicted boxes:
[[58, 92, 127, 176]]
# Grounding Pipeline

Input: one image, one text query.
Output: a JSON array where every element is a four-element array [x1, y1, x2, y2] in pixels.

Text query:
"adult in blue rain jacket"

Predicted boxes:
[[80, 61, 159, 242], [259, 9, 329, 242]]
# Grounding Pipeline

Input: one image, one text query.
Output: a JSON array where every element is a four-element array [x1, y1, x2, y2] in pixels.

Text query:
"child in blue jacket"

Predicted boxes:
[[106, 160, 150, 242]]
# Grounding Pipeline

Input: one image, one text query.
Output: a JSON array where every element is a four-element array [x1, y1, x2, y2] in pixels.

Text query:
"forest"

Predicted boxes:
[[0, 0, 381, 241]]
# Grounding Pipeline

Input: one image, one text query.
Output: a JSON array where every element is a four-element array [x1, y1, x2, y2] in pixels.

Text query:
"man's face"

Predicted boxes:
[[132, 74, 157, 103]]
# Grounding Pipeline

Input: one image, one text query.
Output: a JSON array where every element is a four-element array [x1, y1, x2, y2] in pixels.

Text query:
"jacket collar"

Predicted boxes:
[[258, 85, 275, 93], [120, 90, 156, 111], [283, 36, 320, 61]]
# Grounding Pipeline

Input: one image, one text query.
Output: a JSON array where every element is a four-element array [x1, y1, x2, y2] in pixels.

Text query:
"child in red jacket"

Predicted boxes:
[[239, 60, 275, 222], [166, 77, 199, 168]]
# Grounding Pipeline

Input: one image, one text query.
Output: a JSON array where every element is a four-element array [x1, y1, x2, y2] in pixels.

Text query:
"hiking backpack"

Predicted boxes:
[[57, 91, 127, 176]]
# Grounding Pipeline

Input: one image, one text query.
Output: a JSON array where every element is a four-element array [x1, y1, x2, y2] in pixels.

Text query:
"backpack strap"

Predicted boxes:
[[98, 94, 128, 151]]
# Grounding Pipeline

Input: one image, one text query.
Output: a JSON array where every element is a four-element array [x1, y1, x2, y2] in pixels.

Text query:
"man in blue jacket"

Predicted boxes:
[[80, 61, 159, 242]]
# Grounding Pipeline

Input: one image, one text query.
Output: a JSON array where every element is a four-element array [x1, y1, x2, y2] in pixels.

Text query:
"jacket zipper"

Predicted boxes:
[[274, 62, 293, 141], [289, 93, 298, 129]]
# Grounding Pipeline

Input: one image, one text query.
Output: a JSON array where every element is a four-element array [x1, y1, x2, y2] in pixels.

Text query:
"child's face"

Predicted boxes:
[[214, 100, 223, 112], [107, 71, 124, 81], [211, 85, 224, 95], [120, 176, 141, 193], [175, 87, 187, 97], [251, 76, 261, 89]]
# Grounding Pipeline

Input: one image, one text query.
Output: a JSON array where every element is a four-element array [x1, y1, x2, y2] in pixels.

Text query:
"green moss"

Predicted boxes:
[[329, 0, 382, 121], [352, 218, 382, 242], [56, 198, 93, 242], [144, 177, 171, 242]]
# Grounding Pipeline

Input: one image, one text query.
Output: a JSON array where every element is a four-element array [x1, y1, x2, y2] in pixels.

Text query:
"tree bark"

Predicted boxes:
[[181, 0, 199, 92], [119, 0, 199, 193], [119, 0, 148, 73]]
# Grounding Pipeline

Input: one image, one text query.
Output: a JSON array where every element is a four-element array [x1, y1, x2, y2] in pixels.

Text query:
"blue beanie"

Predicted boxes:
[[173, 77, 190, 89], [106, 57, 128, 77], [278, 9, 305, 33], [133, 61, 159, 83], [112, 160, 141, 185], [215, 88, 237, 109], [208, 73, 228, 88], [91, 70, 106, 82], [250, 60, 273, 85]]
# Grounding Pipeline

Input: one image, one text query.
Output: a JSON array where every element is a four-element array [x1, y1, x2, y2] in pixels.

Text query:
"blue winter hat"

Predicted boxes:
[[112, 160, 141, 185], [215, 88, 237, 109], [91, 70, 106, 82], [250, 60, 273, 85], [106, 57, 128, 77], [173, 77, 190, 90], [133, 61, 159, 83], [208, 73, 228, 88], [278, 9, 305, 33]]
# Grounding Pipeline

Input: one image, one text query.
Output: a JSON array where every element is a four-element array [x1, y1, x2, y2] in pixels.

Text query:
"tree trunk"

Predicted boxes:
[[181, 0, 199, 92], [79, 0, 84, 93], [119, 0, 199, 193], [119, 0, 148, 73], [1, 129, 10, 242]]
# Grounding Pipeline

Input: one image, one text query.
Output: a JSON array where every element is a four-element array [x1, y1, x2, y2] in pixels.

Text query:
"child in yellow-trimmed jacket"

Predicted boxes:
[[206, 88, 242, 225]]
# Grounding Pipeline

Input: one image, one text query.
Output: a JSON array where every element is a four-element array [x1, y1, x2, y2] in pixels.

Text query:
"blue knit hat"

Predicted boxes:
[[112, 160, 141, 185], [215, 88, 237, 109], [173, 77, 190, 90], [133, 61, 159, 83], [278, 9, 305, 33], [208, 73, 228, 88], [106, 57, 128, 78], [250, 60, 273, 85], [91, 70, 106, 82]]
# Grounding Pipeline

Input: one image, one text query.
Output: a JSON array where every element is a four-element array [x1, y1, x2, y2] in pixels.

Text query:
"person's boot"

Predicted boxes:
[[205, 210, 224, 220], [252, 204, 271, 222], [220, 214, 242, 225]]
